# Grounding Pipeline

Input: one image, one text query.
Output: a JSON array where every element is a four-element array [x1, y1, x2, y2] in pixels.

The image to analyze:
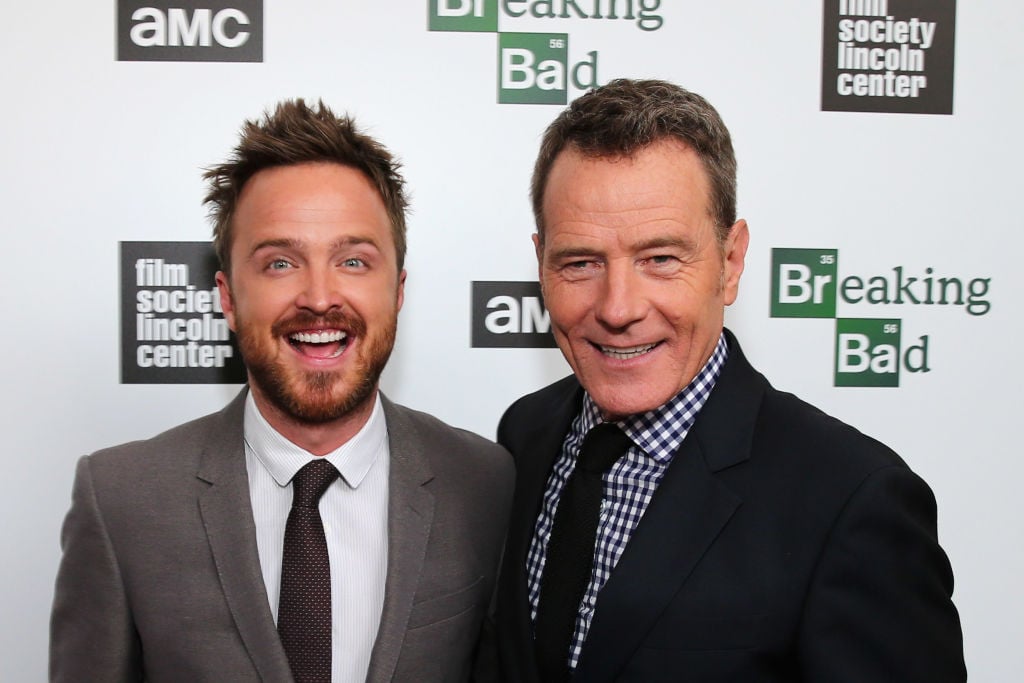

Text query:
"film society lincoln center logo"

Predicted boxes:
[[427, 0, 665, 104], [121, 242, 245, 384], [770, 248, 991, 387], [821, 0, 956, 114]]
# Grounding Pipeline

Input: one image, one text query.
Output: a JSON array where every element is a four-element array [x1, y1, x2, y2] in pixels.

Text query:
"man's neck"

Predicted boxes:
[[248, 385, 377, 456]]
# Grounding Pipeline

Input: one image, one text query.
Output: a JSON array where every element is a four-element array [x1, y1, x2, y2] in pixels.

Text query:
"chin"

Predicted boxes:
[[590, 394, 653, 421], [591, 378, 684, 419]]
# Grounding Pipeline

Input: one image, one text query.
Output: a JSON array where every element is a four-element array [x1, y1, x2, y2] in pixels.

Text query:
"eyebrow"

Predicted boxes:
[[250, 237, 302, 256], [249, 235, 381, 258], [631, 236, 698, 252], [331, 236, 381, 252], [547, 246, 604, 262], [546, 236, 698, 262]]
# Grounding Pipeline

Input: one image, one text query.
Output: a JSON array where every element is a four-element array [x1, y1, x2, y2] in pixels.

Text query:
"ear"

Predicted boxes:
[[722, 219, 749, 306], [215, 271, 237, 332], [533, 230, 545, 271], [396, 269, 407, 312], [532, 233, 546, 296]]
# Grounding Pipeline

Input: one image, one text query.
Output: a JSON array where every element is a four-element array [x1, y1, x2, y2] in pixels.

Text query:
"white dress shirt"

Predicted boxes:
[[244, 391, 390, 682]]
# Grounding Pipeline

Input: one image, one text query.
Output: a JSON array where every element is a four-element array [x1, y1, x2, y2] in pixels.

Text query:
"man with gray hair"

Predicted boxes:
[[479, 79, 965, 682]]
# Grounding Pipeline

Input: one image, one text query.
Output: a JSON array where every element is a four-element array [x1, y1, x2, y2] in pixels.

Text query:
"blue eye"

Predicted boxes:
[[342, 258, 366, 268], [268, 259, 291, 270]]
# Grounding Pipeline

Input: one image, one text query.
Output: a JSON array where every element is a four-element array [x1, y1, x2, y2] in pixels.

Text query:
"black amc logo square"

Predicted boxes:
[[117, 0, 263, 62], [821, 0, 956, 114], [120, 241, 246, 384], [471, 281, 557, 348]]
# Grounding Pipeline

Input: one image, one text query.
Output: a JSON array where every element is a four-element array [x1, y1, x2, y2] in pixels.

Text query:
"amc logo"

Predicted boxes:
[[117, 0, 263, 62], [471, 281, 557, 348]]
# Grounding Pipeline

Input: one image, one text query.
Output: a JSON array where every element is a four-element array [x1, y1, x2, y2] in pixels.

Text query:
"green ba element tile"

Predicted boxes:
[[498, 33, 568, 104], [771, 248, 838, 318], [429, 0, 499, 32], [834, 318, 902, 387]]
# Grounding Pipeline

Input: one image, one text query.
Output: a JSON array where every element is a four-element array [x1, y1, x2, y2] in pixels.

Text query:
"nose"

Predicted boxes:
[[594, 259, 647, 330], [294, 264, 343, 314]]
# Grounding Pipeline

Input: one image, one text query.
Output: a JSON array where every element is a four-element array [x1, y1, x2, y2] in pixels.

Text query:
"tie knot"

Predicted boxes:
[[290, 459, 339, 508], [576, 423, 632, 475]]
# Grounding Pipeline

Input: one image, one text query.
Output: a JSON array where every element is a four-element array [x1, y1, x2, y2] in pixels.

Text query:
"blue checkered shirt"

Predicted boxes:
[[525, 332, 729, 671]]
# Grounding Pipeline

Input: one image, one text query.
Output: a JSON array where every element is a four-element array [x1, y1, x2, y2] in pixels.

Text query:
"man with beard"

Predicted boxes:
[[50, 100, 514, 683]]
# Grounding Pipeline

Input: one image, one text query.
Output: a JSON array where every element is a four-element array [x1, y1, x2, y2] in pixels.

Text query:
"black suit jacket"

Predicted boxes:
[[482, 331, 965, 682]]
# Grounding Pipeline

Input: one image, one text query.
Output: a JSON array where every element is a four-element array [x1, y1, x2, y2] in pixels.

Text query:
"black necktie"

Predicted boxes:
[[278, 459, 339, 683], [534, 422, 633, 682]]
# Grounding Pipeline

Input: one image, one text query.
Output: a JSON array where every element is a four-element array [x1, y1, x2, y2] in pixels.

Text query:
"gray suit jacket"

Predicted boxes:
[[50, 389, 514, 683]]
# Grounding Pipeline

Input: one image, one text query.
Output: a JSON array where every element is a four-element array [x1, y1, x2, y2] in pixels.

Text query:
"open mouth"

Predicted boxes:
[[596, 342, 659, 360], [288, 329, 349, 359]]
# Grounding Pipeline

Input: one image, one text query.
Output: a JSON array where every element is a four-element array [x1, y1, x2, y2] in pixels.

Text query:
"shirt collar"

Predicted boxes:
[[243, 390, 388, 488], [576, 332, 729, 462]]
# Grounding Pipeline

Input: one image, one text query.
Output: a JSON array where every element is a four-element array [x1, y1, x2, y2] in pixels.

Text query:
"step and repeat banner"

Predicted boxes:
[[2, 1, 1020, 679]]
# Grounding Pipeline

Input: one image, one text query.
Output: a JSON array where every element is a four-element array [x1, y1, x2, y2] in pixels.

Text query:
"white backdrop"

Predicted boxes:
[[2, 1, 1021, 680]]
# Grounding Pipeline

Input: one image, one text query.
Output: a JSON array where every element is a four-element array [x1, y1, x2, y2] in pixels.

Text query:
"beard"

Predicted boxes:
[[235, 307, 397, 425]]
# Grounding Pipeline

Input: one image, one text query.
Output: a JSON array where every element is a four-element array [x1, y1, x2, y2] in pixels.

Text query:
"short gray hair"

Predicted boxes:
[[531, 78, 737, 245]]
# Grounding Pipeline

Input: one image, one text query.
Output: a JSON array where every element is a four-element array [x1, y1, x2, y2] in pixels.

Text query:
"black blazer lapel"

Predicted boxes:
[[575, 332, 766, 681], [196, 389, 293, 682], [574, 437, 742, 681], [495, 376, 583, 682]]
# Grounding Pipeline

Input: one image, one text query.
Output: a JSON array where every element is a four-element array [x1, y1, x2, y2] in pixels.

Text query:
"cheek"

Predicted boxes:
[[542, 282, 591, 327], [234, 285, 295, 326], [351, 287, 401, 321], [655, 280, 718, 321]]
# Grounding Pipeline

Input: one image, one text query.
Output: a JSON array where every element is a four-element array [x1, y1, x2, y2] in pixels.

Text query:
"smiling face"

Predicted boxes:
[[536, 139, 748, 421], [216, 162, 404, 447]]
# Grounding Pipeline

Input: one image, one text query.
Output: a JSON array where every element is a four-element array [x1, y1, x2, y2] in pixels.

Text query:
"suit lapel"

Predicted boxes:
[[366, 397, 436, 683], [497, 377, 583, 682], [576, 332, 766, 681], [196, 389, 294, 682], [575, 438, 741, 681]]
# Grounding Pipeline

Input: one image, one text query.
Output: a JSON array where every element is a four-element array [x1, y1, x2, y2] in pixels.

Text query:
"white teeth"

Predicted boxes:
[[599, 343, 657, 359], [290, 330, 348, 344]]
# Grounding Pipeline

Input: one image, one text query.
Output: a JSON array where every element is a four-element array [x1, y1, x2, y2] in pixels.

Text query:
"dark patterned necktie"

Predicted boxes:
[[534, 422, 633, 682], [278, 459, 339, 683]]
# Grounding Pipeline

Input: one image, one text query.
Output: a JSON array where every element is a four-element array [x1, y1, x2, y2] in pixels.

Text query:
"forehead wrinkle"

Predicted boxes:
[[557, 193, 704, 238], [545, 214, 704, 256], [563, 189, 680, 216], [551, 159, 714, 227]]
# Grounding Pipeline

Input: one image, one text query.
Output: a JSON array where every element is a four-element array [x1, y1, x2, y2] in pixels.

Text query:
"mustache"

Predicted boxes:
[[271, 310, 367, 338]]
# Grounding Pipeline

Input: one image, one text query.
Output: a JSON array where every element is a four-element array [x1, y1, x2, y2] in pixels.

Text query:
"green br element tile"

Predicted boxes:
[[428, 0, 498, 32], [771, 248, 838, 318]]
